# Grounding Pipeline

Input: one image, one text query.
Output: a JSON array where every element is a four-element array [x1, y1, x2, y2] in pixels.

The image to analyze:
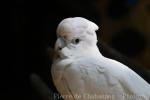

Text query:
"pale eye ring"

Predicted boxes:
[[72, 38, 80, 44]]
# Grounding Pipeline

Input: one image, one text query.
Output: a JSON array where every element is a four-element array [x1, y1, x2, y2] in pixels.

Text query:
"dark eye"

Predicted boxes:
[[72, 38, 80, 44]]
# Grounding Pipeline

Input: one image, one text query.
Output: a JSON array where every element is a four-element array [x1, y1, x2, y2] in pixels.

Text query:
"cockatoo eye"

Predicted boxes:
[[72, 38, 80, 45]]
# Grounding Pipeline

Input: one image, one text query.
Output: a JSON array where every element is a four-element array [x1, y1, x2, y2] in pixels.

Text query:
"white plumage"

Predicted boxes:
[[51, 17, 150, 100]]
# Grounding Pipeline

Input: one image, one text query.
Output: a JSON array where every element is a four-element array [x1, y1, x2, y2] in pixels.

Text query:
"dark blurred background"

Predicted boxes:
[[10, 0, 150, 100]]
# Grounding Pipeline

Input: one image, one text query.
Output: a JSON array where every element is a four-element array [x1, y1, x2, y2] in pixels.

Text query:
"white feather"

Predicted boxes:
[[52, 17, 150, 100]]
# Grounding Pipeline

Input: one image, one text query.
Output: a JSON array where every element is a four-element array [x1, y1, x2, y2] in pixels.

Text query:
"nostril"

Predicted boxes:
[[58, 47, 62, 50]]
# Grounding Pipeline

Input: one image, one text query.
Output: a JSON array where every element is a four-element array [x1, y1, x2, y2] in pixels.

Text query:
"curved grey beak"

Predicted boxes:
[[55, 37, 66, 51]]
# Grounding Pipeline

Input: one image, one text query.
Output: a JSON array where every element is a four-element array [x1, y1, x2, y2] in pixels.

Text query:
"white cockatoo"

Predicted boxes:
[[51, 17, 150, 100]]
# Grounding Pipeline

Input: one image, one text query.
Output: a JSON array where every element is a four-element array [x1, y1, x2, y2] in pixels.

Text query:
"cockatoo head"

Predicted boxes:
[[54, 17, 99, 59]]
